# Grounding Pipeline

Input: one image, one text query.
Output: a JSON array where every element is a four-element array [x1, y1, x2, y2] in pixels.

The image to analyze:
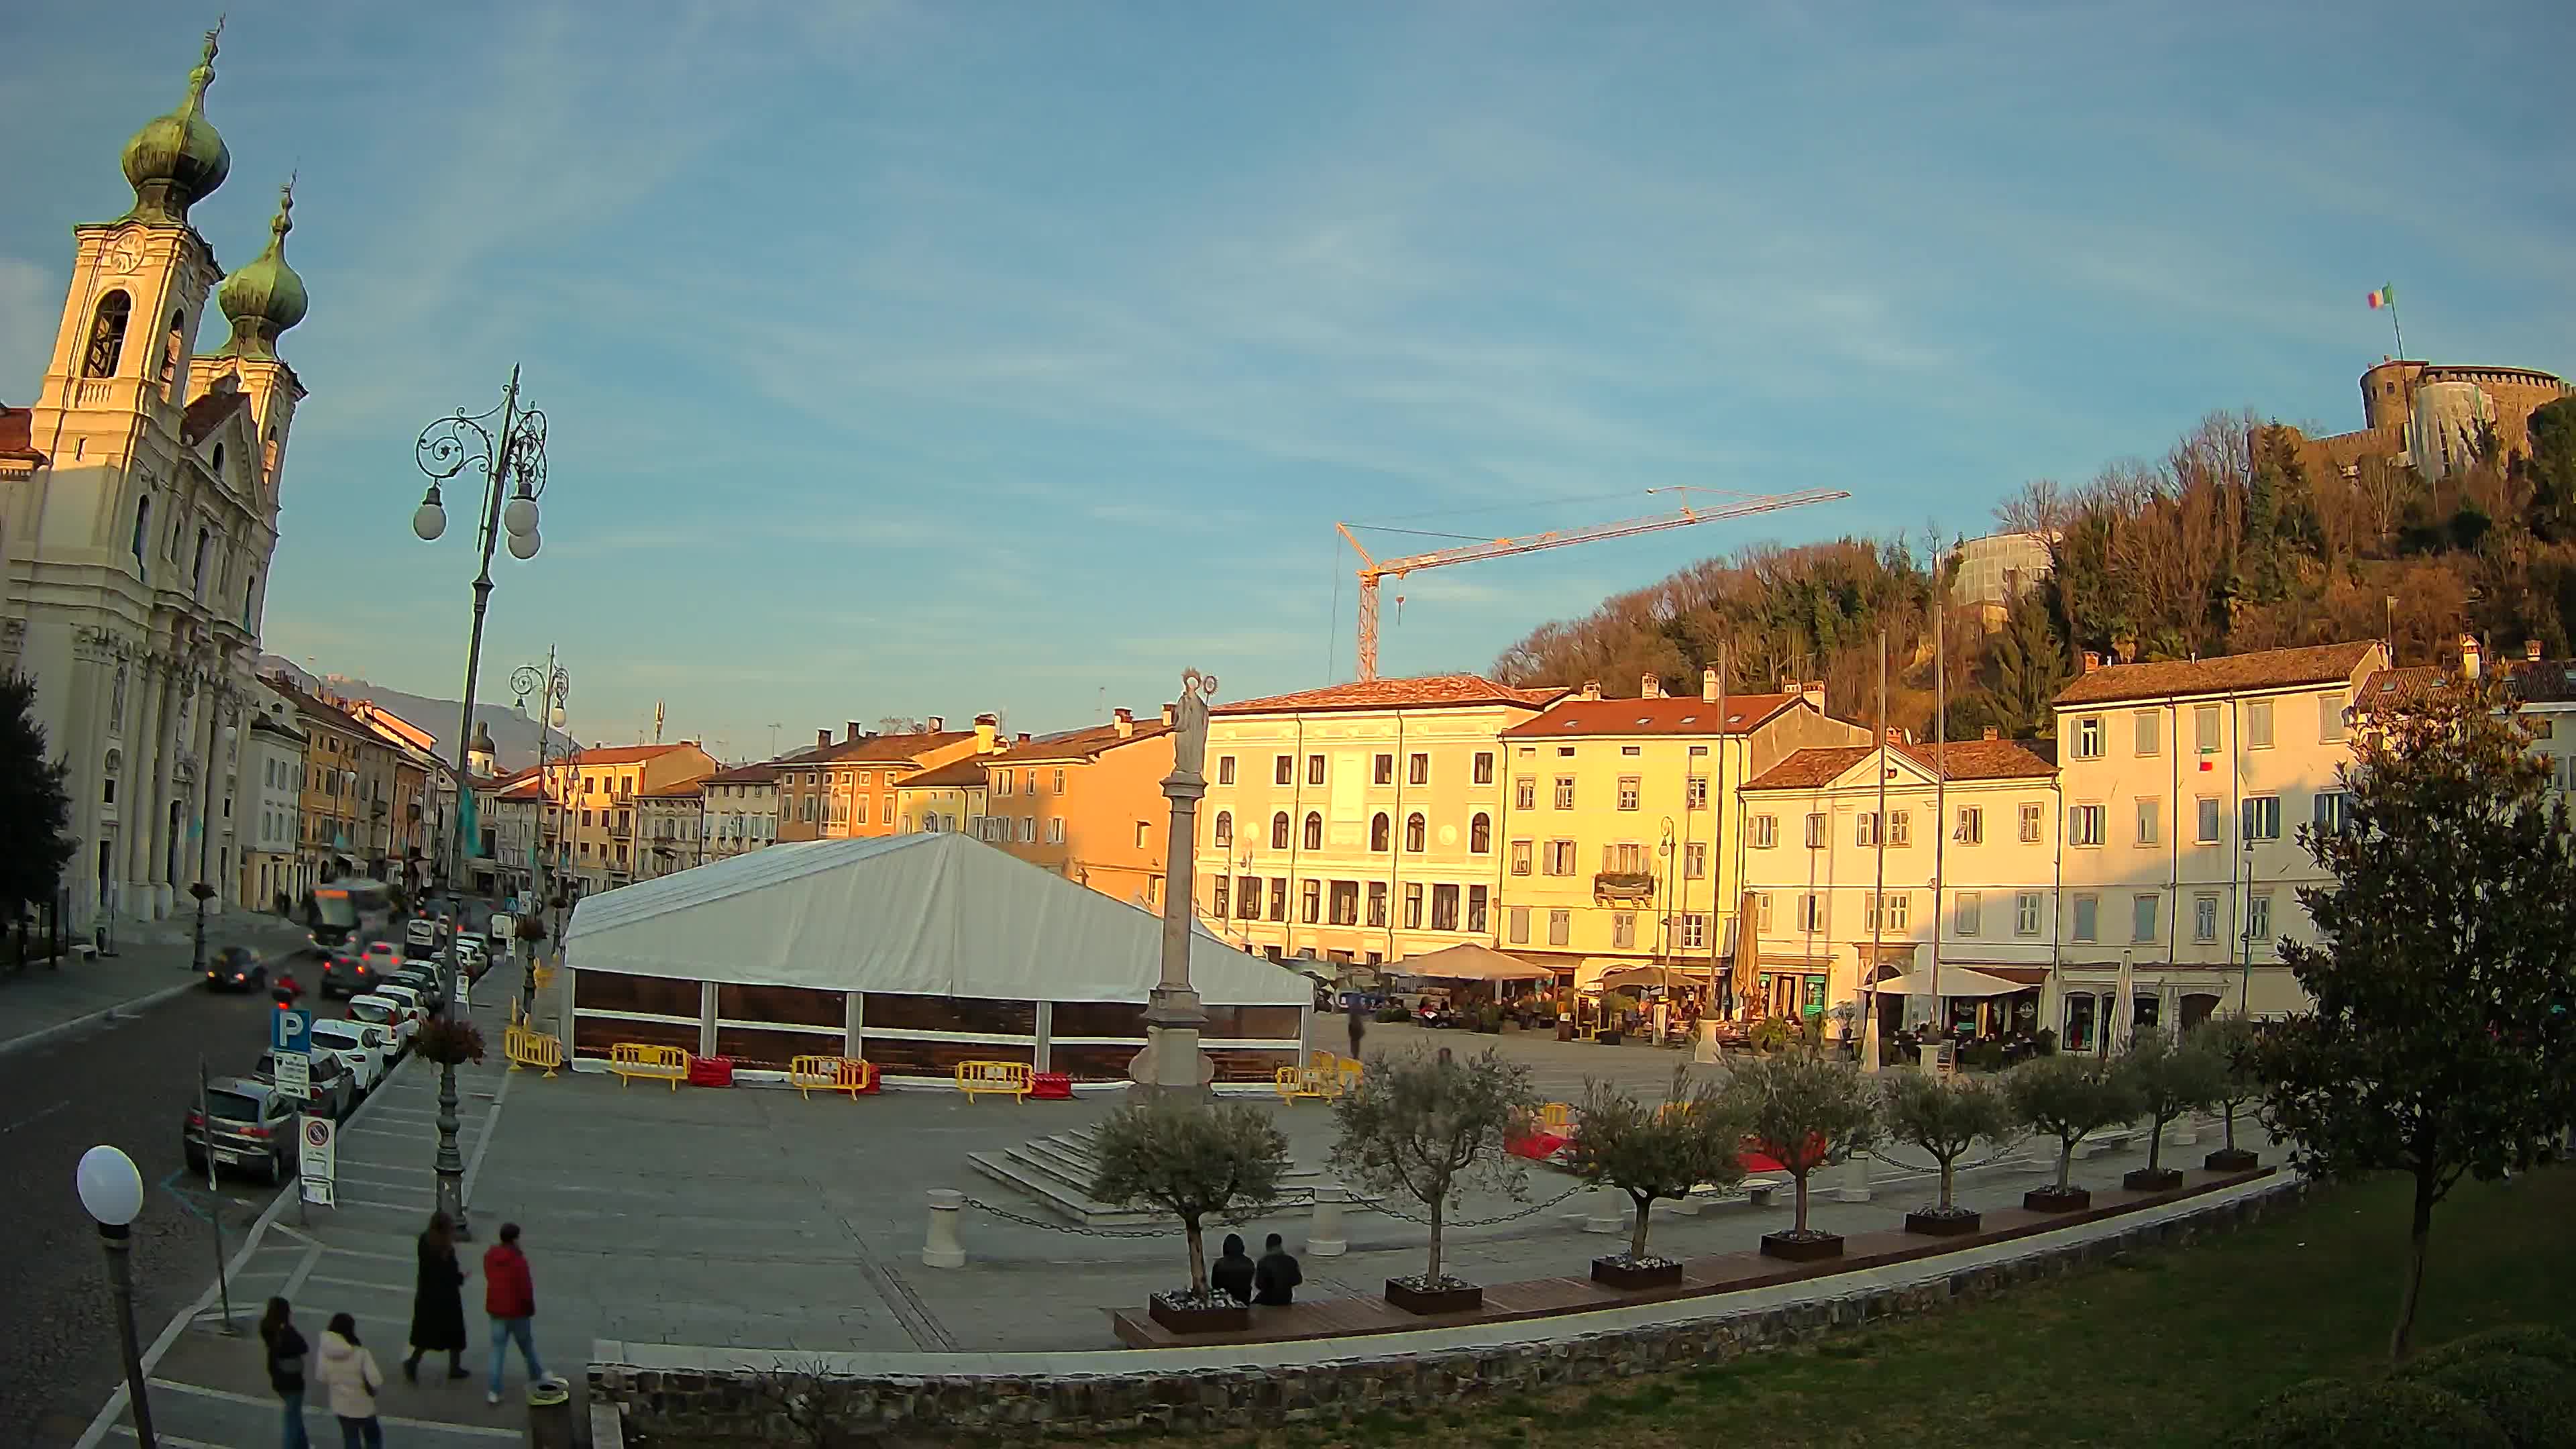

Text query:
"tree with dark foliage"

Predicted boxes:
[[0, 672, 74, 960]]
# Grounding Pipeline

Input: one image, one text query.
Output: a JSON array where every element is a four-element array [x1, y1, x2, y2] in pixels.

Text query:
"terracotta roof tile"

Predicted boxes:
[[570, 743, 702, 765], [2053, 641, 2381, 706], [901, 757, 991, 789], [704, 763, 780, 784], [1214, 674, 1566, 716], [1499, 692, 1802, 739], [0, 405, 46, 466], [179, 389, 248, 447], [990, 718, 1173, 761], [818, 730, 974, 764], [1744, 739, 2057, 791]]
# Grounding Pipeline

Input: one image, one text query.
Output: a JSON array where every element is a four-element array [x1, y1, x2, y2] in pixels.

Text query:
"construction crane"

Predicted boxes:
[[1336, 486, 1851, 681]]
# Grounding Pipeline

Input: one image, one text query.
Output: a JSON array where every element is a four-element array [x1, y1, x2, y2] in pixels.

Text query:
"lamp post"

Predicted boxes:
[[411, 368, 550, 1238], [77, 1144, 155, 1448], [511, 654, 570, 1008], [187, 718, 240, 974]]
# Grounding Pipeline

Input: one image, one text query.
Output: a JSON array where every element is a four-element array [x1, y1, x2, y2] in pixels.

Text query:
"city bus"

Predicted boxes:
[[307, 878, 396, 953]]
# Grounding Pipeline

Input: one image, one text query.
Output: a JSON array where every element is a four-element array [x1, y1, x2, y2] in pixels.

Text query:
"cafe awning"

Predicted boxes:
[[1865, 967, 2029, 998], [1594, 963, 1714, 991], [1395, 943, 1557, 982]]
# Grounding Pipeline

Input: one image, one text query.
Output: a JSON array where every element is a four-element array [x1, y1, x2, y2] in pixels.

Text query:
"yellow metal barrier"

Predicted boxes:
[[1538, 1101, 1575, 1132], [954, 1059, 1034, 1102], [608, 1042, 690, 1090], [504, 1024, 564, 1078], [789, 1054, 878, 1099], [1274, 1064, 1340, 1103]]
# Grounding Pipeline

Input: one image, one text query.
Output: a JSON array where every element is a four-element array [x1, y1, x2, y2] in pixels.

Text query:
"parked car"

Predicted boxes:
[[203, 945, 268, 992], [251, 1049, 355, 1121], [370, 983, 431, 1032], [307, 1017, 389, 1093], [455, 937, 488, 979], [388, 967, 443, 1013], [403, 915, 444, 953], [346, 994, 417, 1053], [486, 912, 516, 953], [182, 1077, 297, 1183], [319, 947, 378, 1000]]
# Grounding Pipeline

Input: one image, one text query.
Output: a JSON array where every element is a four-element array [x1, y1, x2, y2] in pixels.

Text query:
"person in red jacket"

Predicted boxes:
[[480, 1223, 556, 1405]]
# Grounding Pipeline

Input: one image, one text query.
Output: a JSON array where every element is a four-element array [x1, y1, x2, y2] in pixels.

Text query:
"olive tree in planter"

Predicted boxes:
[[2006, 1053, 2141, 1212], [1721, 1051, 1882, 1262], [2116, 1032, 2228, 1191], [1089, 1100, 1291, 1334], [1330, 1044, 1538, 1314], [1566, 1068, 1749, 1288], [2190, 1016, 2265, 1173], [1882, 1071, 2016, 1236]]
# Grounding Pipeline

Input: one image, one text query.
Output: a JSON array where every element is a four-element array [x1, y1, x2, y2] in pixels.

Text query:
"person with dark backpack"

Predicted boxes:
[[258, 1297, 311, 1449], [1253, 1232, 1303, 1306]]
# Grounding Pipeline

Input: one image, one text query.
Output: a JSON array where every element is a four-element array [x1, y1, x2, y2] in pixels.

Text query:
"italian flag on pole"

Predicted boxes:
[[2369, 284, 2395, 309]]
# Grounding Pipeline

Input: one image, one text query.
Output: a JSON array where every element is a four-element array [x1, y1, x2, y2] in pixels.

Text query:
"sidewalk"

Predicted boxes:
[[0, 909, 314, 1058]]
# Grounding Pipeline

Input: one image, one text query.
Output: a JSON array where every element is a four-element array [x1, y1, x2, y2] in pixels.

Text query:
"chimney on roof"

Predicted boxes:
[[1113, 707, 1134, 739], [1701, 666, 1719, 704], [1016, 732, 1031, 745], [1800, 680, 1826, 714], [974, 712, 998, 753], [2082, 651, 2102, 674], [921, 716, 941, 733], [2528, 639, 2544, 663], [1160, 702, 1175, 728], [847, 721, 863, 743], [2460, 634, 2481, 682], [1982, 727, 2000, 741], [1580, 679, 1601, 702], [816, 729, 831, 749], [1641, 673, 1664, 699], [1886, 727, 1905, 744]]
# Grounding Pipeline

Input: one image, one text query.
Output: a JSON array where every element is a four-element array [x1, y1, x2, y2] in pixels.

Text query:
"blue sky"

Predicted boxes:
[[5, 2, 2569, 761]]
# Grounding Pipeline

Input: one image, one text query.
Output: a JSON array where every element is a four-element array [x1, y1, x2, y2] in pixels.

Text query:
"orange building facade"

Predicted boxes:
[[774, 718, 986, 843]]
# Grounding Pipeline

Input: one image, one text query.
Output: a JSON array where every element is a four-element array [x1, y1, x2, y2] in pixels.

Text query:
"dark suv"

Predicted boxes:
[[182, 1077, 297, 1183]]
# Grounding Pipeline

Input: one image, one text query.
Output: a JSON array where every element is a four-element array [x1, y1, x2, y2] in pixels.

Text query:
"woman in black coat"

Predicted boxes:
[[403, 1212, 470, 1383]]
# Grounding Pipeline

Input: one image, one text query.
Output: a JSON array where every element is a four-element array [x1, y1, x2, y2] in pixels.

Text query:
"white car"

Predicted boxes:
[[346, 994, 418, 1053], [455, 938, 488, 977], [309, 1018, 389, 1093], [371, 983, 431, 1028]]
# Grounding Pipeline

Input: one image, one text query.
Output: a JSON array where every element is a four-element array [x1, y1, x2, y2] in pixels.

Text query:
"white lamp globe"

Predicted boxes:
[[506, 528, 540, 561], [76, 1144, 144, 1227], [502, 495, 539, 538], [413, 499, 447, 542]]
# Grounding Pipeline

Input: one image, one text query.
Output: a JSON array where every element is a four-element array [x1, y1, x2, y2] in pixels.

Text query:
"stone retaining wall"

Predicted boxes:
[[598, 1179, 2306, 1444]]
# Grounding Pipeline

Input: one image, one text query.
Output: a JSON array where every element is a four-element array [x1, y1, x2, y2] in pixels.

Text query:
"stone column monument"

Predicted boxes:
[[1131, 668, 1220, 1102]]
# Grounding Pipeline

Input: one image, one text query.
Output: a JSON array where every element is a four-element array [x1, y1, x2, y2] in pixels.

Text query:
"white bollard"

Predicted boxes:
[[922, 1188, 966, 1269], [1833, 1152, 1873, 1203], [1582, 1187, 1628, 1234], [1307, 1185, 1348, 1258], [2170, 1114, 2199, 1148]]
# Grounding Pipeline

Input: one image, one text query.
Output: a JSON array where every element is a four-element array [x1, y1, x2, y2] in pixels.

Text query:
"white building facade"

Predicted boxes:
[[237, 682, 304, 912], [0, 31, 309, 930]]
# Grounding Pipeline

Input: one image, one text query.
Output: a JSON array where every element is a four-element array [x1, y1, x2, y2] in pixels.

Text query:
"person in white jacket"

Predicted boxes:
[[311, 1313, 385, 1448]]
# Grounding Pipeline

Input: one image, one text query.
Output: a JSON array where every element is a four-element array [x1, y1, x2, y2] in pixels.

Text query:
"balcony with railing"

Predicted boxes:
[[1593, 871, 1656, 904]]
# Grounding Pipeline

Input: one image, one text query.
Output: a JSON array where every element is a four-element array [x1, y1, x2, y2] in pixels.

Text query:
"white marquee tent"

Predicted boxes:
[[562, 831, 1308, 1006]]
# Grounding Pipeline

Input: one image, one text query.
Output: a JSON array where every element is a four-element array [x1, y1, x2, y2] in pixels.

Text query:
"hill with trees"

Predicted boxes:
[[1489, 397, 2576, 741]]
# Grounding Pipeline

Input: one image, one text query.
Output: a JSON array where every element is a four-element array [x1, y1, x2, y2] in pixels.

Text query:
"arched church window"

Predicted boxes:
[[85, 291, 132, 378], [161, 310, 184, 394], [212, 443, 225, 476], [129, 496, 151, 574], [193, 526, 211, 593]]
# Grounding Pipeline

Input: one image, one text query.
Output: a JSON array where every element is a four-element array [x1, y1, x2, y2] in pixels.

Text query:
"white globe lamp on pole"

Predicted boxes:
[[76, 1145, 156, 1447]]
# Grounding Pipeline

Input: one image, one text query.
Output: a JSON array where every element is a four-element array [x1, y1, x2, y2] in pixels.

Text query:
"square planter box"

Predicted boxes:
[[2023, 1185, 2092, 1214], [2123, 1167, 2185, 1193], [1596, 1031, 1625, 1046], [1384, 1278, 1483, 1316], [2204, 1147, 2260, 1173], [1904, 1208, 1982, 1237], [1760, 1231, 1844, 1263], [1146, 1293, 1248, 1335], [1591, 1256, 1684, 1290]]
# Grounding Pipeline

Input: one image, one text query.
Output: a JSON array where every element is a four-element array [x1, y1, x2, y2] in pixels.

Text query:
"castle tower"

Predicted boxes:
[[1, 25, 310, 933]]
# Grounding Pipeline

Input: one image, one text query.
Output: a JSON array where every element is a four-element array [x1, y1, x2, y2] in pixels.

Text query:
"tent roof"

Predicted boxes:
[[562, 832, 1308, 1006], [1393, 943, 1556, 981], [1868, 967, 2027, 998]]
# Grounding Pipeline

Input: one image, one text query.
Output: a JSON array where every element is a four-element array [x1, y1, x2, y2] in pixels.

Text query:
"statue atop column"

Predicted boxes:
[[1131, 668, 1220, 1102]]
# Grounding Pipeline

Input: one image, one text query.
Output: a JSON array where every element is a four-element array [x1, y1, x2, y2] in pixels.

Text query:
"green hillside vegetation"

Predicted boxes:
[[1491, 398, 2576, 740]]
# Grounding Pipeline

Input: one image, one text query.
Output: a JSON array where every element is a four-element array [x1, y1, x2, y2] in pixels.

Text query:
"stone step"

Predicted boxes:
[[969, 1134, 1357, 1228]]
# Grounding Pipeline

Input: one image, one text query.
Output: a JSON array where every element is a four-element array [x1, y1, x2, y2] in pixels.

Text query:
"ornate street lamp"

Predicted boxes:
[[77, 1144, 155, 1448], [511, 653, 570, 1015], [410, 368, 550, 1238]]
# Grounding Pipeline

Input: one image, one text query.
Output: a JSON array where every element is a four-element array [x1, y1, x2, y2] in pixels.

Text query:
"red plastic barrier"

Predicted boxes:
[[1028, 1071, 1073, 1100], [686, 1055, 735, 1087]]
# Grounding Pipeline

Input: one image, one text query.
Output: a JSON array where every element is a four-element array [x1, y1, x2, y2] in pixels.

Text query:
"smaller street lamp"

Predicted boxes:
[[76, 1145, 156, 1448]]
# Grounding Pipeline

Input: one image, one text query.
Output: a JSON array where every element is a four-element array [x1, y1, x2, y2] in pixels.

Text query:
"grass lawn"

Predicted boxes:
[[1071, 1167, 2576, 1449]]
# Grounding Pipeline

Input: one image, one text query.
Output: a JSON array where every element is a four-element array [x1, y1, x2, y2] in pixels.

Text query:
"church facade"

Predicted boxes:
[[0, 27, 312, 930]]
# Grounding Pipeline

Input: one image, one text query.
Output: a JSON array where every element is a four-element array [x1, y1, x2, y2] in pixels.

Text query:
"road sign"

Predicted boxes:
[[273, 1008, 312, 1056], [299, 1115, 335, 1206], [274, 1053, 311, 1099]]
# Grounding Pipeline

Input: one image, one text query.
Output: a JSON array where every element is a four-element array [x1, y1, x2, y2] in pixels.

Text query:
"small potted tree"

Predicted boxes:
[[2190, 1016, 2264, 1173], [1723, 1051, 1883, 1262], [1330, 1045, 1538, 1314], [2116, 1032, 2227, 1192], [1883, 1071, 2015, 1236], [2006, 1054, 2141, 1213], [1567, 1068, 1748, 1288], [1089, 1100, 1291, 1334]]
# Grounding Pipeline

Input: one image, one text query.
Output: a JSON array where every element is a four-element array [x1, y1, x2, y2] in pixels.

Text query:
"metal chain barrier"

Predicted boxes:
[[1371, 1182, 1588, 1228], [1865, 1140, 2038, 1177], [960, 1197, 1176, 1239]]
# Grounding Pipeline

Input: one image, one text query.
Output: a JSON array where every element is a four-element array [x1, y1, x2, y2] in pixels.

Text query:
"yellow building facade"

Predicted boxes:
[[1193, 675, 1561, 966], [1495, 672, 1870, 986], [979, 707, 1176, 910]]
